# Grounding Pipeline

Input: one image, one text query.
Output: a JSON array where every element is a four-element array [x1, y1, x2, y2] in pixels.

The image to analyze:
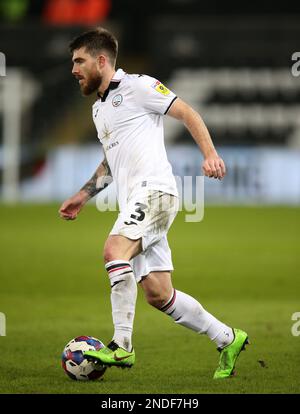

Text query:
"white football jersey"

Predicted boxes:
[[92, 68, 179, 210]]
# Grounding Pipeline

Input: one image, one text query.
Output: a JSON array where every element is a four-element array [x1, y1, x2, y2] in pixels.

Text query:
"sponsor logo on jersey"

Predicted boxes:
[[102, 123, 113, 140], [151, 80, 170, 96], [112, 94, 123, 107], [105, 141, 119, 151]]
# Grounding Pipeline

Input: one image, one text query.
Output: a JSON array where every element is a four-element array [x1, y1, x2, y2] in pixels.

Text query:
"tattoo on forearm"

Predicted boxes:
[[80, 158, 112, 199], [80, 171, 100, 198]]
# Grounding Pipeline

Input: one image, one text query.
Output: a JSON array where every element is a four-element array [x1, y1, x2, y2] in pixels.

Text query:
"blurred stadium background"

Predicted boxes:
[[1, 0, 300, 395], [1, 0, 300, 204]]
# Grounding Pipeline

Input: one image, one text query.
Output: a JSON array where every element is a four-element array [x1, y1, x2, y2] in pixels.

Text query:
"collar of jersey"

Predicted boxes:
[[97, 68, 125, 102], [111, 68, 126, 82]]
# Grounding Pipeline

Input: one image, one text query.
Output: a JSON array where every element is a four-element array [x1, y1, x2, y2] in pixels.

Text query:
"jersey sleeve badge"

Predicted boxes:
[[151, 80, 170, 96]]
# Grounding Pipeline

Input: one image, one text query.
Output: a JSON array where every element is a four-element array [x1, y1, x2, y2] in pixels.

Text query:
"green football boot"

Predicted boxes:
[[84, 341, 135, 369], [213, 328, 249, 379]]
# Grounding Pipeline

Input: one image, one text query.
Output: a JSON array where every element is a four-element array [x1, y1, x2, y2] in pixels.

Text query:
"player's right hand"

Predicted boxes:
[[59, 191, 89, 220]]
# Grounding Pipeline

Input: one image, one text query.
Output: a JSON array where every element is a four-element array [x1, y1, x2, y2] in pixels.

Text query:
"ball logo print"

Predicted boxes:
[[0, 313, 6, 336], [62, 336, 107, 380]]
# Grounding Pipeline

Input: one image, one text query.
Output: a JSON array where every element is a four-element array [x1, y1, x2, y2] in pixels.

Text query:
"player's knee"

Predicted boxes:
[[146, 292, 169, 309], [103, 245, 117, 264], [103, 245, 130, 265]]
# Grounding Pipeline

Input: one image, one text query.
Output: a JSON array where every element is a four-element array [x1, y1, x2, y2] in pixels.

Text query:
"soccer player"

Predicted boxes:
[[59, 27, 248, 379]]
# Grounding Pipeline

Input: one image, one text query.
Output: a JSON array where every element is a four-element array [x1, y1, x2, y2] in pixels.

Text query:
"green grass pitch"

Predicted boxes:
[[0, 204, 299, 394]]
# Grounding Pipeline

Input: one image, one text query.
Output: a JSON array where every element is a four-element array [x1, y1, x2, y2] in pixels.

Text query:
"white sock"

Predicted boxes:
[[105, 260, 137, 352], [160, 289, 234, 349]]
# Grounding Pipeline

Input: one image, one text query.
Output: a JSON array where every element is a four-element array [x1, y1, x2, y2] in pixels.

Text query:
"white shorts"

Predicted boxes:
[[110, 190, 179, 282]]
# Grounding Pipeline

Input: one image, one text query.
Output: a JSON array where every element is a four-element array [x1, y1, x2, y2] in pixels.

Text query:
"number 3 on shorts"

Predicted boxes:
[[124, 202, 147, 226]]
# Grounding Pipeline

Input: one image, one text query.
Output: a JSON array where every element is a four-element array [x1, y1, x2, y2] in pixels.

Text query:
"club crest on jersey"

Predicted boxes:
[[112, 94, 123, 107], [151, 80, 170, 96]]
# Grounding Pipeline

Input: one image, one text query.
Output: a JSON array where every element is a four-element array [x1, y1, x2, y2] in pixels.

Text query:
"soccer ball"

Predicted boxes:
[[61, 336, 107, 381]]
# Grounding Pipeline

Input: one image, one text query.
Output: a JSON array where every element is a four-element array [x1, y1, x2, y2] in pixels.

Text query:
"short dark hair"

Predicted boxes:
[[69, 27, 118, 66]]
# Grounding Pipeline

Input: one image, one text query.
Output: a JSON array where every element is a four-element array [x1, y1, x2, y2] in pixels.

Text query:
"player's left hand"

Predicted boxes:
[[202, 156, 226, 180]]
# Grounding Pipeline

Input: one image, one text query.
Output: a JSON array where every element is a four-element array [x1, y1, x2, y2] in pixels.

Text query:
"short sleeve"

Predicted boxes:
[[133, 74, 177, 115]]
